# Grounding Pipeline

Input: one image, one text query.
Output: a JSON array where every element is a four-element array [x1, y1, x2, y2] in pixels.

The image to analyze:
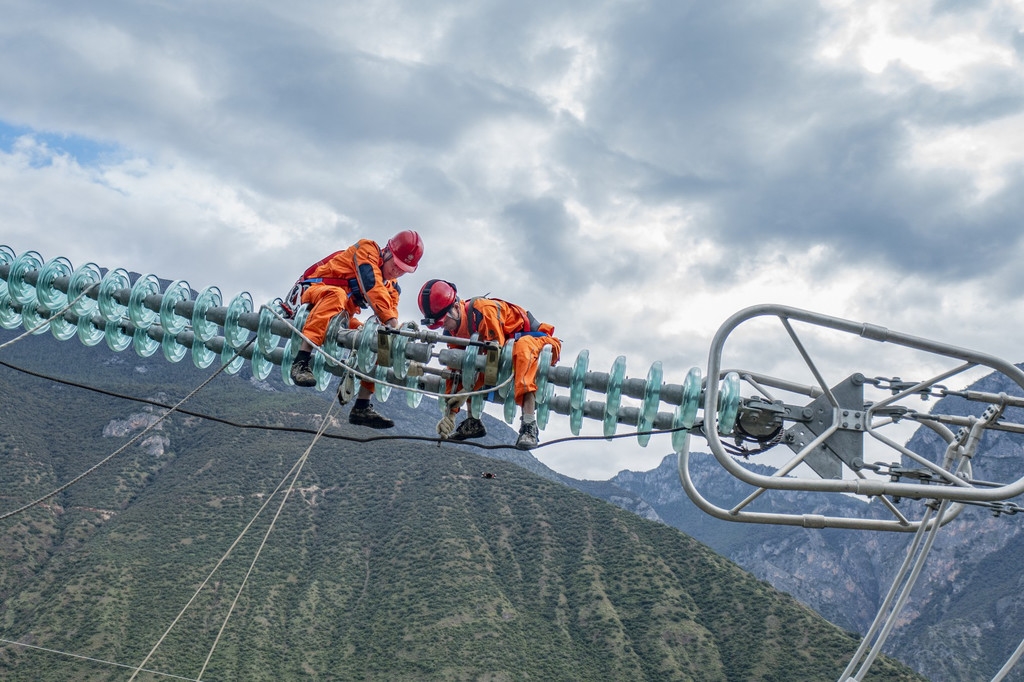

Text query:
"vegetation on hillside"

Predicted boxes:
[[0, 332, 924, 680]]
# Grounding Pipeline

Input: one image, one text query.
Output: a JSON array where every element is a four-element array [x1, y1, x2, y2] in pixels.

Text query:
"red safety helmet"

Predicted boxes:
[[418, 279, 458, 329], [386, 230, 424, 273]]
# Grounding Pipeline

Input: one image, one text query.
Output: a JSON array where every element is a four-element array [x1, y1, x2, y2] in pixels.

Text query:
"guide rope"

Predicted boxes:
[[0, 340, 253, 522]]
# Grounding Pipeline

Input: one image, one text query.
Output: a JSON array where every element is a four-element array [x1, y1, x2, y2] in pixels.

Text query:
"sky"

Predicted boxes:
[[2, 0, 1024, 480]]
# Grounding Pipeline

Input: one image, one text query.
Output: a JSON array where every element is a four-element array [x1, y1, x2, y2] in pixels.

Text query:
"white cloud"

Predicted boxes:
[[817, 0, 1022, 86], [906, 113, 1024, 200], [3, 0, 1024, 482], [0, 137, 341, 304]]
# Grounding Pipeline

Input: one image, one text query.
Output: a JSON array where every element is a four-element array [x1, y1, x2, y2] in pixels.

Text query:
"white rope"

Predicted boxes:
[[125, 438, 319, 681], [0, 637, 199, 681], [0, 342, 244, 522], [262, 305, 514, 399], [196, 403, 335, 680]]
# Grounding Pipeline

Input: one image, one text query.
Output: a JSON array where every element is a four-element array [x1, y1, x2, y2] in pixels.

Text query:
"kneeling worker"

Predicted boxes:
[[289, 231, 423, 429], [417, 279, 561, 449]]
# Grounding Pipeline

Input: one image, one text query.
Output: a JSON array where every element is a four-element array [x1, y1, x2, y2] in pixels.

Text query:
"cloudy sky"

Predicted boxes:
[[2, 0, 1024, 479]]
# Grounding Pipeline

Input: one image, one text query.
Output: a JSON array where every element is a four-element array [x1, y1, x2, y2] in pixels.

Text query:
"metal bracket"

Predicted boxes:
[[781, 375, 866, 478], [376, 327, 391, 367], [484, 344, 499, 385]]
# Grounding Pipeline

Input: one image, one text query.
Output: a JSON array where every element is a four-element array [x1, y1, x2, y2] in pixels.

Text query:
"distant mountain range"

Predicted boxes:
[[599, 372, 1024, 682]]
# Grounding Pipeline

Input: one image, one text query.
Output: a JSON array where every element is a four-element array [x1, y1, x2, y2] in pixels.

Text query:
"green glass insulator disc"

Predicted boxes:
[[127, 274, 160, 328], [672, 432, 692, 457], [503, 383, 517, 424], [68, 263, 101, 316], [535, 345, 553, 398], [391, 326, 412, 380], [159, 280, 191, 335], [717, 371, 741, 436], [256, 305, 282, 357], [680, 368, 702, 428], [223, 291, 253, 350], [602, 355, 627, 439], [322, 312, 350, 366], [7, 251, 43, 306], [190, 339, 215, 368], [36, 257, 73, 311], [97, 268, 130, 322], [405, 374, 423, 408], [672, 367, 702, 454], [161, 330, 188, 363], [569, 349, 589, 410], [374, 365, 391, 402], [469, 393, 484, 419], [50, 314, 77, 341], [281, 305, 309, 385], [310, 350, 331, 392], [191, 286, 222, 343], [0, 288, 21, 330], [104, 320, 132, 352], [133, 326, 159, 357], [21, 302, 49, 335], [570, 404, 584, 436], [356, 320, 379, 374], [461, 345, 479, 392], [637, 361, 663, 448], [537, 383, 555, 430], [251, 348, 273, 381], [221, 342, 245, 375], [312, 313, 348, 391], [77, 314, 104, 346]]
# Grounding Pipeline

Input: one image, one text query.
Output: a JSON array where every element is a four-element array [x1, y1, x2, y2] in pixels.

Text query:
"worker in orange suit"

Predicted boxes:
[[417, 279, 560, 449], [289, 230, 423, 429]]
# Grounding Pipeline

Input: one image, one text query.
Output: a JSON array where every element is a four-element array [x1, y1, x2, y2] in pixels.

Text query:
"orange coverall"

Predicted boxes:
[[449, 297, 561, 404], [300, 239, 400, 391]]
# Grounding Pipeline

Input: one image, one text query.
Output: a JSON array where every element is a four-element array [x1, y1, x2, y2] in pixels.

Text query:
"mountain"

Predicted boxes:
[[0, 328, 922, 680]]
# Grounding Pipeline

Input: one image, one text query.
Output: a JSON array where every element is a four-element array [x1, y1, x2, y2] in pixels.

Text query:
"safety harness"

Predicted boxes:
[[280, 246, 396, 318], [466, 298, 547, 340]]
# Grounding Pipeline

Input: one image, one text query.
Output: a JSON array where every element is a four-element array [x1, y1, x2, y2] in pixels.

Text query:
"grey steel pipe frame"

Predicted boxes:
[[676, 416, 969, 531], [701, 304, 1024, 505]]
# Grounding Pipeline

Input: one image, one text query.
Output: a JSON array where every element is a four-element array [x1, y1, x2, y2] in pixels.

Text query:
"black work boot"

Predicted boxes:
[[450, 416, 486, 441], [515, 420, 539, 450], [349, 404, 395, 429], [290, 352, 316, 387]]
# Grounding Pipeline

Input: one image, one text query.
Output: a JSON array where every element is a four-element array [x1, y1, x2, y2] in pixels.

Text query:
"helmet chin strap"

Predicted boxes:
[[448, 299, 461, 328]]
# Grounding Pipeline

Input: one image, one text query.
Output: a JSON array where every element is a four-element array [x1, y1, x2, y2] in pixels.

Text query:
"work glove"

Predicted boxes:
[[406, 361, 425, 377], [445, 395, 468, 414], [436, 411, 457, 439], [402, 320, 420, 332], [435, 395, 468, 439]]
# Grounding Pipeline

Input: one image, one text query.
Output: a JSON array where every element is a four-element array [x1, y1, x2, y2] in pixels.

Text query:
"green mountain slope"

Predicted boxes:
[[0, 332, 923, 680]]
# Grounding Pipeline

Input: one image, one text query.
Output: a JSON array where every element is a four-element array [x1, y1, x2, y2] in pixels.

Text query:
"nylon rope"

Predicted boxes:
[[0, 637, 198, 681], [196, 405, 332, 680], [0, 634, 195, 675], [0, 340, 253, 522], [127, 410, 332, 681]]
